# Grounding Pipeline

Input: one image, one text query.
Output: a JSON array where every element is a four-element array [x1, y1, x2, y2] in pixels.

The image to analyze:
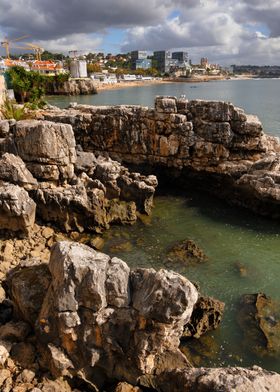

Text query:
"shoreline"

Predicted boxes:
[[93, 74, 256, 92]]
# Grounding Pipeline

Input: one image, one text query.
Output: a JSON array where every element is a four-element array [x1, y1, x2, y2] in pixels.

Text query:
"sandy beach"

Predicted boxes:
[[93, 75, 231, 92]]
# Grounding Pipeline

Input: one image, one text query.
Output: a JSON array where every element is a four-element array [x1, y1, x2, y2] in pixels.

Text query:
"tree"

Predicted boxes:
[[7, 66, 46, 105], [87, 63, 102, 74]]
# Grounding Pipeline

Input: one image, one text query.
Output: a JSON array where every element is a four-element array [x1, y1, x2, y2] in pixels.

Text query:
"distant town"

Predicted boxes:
[[1, 37, 280, 84]]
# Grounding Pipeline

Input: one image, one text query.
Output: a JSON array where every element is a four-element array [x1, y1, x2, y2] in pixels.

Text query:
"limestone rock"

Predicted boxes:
[[115, 382, 142, 392], [34, 181, 137, 233], [0, 120, 10, 137], [9, 264, 51, 325], [13, 120, 76, 181], [167, 239, 207, 264], [46, 78, 98, 96], [155, 96, 177, 113], [24, 241, 198, 387], [0, 153, 37, 189], [0, 183, 36, 236], [155, 366, 280, 392], [183, 296, 225, 338], [41, 97, 280, 219], [238, 293, 280, 356]]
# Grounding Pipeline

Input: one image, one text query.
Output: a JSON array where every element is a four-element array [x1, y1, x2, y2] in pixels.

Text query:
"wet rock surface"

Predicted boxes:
[[166, 239, 208, 264], [183, 296, 225, 339], [238, 293, 280, 357]]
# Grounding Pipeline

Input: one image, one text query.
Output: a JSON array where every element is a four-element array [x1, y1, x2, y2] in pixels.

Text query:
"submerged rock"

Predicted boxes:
[[167, 239, 208, 264], [238, 293, 280, 357]]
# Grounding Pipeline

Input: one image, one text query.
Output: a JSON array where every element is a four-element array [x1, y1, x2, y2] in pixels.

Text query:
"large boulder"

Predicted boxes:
[[0, 183, 36, 236], [34, 178, 137, 233], [13, 120, 76, 181], [20, 241, 198, 388], [0, 153, 37, 189]]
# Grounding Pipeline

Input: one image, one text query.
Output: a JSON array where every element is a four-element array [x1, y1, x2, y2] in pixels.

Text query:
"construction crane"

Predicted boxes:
[[0, 35, 30, 59], [24, 43, 44, 61], [69, 50, 84, 59]]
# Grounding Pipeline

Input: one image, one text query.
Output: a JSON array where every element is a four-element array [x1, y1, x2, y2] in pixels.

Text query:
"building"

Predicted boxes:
[[153, 51, 172, 73], [201, 57, 209, 68], [136, 58, 152, 70], [172, 51, 189, 63], [31, 60, 65, 75], [70, 60, 87, 78], [0, 59, 30, 73], [131, 51, 148, 69]]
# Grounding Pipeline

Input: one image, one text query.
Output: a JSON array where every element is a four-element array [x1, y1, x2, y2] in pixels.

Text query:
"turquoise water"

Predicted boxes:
[[48, 80, 280, 371]]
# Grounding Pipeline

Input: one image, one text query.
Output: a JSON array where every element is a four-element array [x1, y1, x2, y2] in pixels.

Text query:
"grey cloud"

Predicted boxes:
[[0, 0, 181, 40]]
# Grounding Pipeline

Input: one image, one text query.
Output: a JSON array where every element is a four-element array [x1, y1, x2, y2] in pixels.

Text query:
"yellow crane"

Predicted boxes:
[[0, 35, 30, 59], [24, 43, 44, 61]]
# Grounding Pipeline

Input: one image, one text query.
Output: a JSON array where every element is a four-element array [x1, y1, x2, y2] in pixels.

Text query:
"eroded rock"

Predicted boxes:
[[154, 366, 280, 392], [0, 183, 36, 236], [183, 296, 225, 339], [167, 239, 208, 264], [7, 241, 199, 388]]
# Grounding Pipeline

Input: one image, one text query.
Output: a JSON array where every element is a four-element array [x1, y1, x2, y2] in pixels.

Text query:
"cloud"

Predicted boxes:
[[0, 0, 280, 64]]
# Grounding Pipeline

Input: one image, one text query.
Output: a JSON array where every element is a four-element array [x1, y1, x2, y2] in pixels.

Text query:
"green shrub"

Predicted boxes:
[[0, 97, 29, 121]]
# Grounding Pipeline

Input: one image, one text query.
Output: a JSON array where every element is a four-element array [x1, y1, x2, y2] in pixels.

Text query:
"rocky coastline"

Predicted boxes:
[[45, 78, 98, 96], [0, 97, 279, 390], [41, 96, 280, 219]]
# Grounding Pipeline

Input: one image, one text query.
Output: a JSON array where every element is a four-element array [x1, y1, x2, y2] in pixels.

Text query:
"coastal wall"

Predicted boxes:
[[43, 97, 280, 218]]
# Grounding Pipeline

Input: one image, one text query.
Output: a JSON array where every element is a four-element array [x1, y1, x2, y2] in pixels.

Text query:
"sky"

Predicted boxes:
[[0, 0, 280, 65]]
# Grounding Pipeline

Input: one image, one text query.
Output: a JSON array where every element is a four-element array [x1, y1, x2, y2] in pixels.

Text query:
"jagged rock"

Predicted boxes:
[[0, 341, 11, 366], [0, 183, 36, 236], [41, 98, 280, 219], [9, 264, 51, 325], [115, 382, 142, 392], [0, 153, 37, 189], [155, 96, 177, 113], [10, 342, 36, 368], [13, 120, 76, 181], [75, 150, 96, 176], [45, 78, 98, 96], [0, 120, 10, 137], [11, 241, 198, 388], [183, 296, 225, 338], [0, 321, 30, 342], [167, 239, 207, 264], [154, 366, 280, 392], [34, 181, 137, 233]]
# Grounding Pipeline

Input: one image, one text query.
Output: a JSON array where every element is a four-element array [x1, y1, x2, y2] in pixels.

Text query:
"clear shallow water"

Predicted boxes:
[[47, 78, 280, 136], [49, 80, 280, 371]]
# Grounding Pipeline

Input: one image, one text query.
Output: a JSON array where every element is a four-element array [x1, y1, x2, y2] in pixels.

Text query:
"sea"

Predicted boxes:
[[47, 79, 280, 372]]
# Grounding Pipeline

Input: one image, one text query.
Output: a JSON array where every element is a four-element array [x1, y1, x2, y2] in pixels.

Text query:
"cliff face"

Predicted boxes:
[[42, 97, 280, 218], [46, 78, 98, 96]]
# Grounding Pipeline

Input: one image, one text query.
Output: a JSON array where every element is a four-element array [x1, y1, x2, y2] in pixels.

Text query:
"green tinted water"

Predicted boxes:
[[48, 80, 280, 370]]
